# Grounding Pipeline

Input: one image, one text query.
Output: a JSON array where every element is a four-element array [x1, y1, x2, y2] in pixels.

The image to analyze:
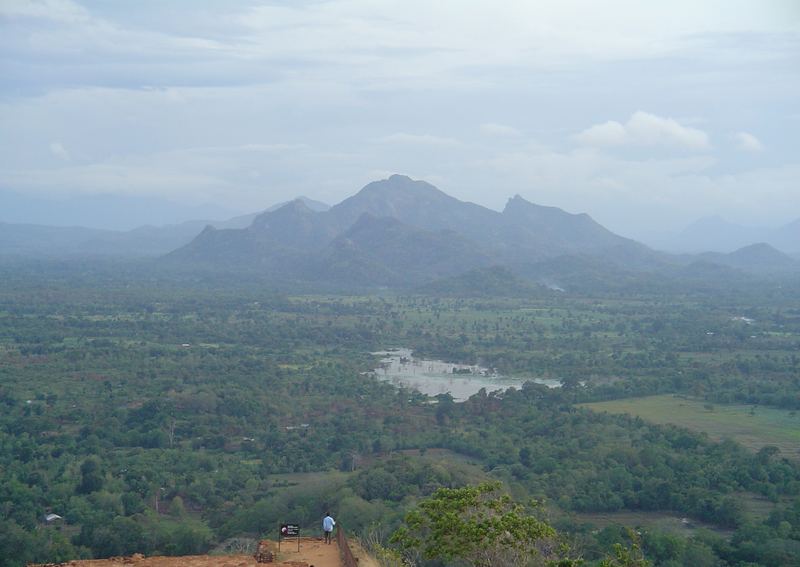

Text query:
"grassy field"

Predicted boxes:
[[571, 510, 733, 538], [568, 491, 779, 539], [580, 394, 800, 459]]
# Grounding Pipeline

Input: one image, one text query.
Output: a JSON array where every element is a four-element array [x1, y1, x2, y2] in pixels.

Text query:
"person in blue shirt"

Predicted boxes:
[[322, 512, 335, 544]]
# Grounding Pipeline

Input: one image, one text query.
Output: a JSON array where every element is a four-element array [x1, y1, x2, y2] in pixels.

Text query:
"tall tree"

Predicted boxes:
[[391, 482, 562, 567]]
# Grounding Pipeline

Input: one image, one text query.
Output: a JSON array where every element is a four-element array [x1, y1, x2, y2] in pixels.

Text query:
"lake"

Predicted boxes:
[[371, 348, 560, 402]]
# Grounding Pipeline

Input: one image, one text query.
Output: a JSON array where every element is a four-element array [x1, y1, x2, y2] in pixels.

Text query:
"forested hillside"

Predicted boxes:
[[1, 265, 799, 566]]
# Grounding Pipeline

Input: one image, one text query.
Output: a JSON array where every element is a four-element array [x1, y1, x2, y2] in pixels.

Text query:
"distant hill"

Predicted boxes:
[[5, 175, 796, 290], [0, 222, 110, 256], [325, 176, 647, 264], [698, 243, 799, 273], [0, 196, 329, 258], [266, 196, 330, 214], [648, 215, 800, 254], [222, 196, 331, 230], [500, 195, 636, 257], [166, 174, 660, 288], [318, 213, 492, 286], [166, 175, 800, 289], [327, 175, 499, 240], [321, 213, 491, 285]]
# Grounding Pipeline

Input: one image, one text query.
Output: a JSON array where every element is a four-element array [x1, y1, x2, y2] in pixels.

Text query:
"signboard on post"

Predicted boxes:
[[279, 523, 300, 551]]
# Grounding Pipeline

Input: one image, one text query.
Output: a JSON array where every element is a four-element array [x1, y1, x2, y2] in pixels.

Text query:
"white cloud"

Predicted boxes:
[[378, 132, 462, 147], [232, 143, 309, 153], [733, 131, 765, 152], [0, 1, 796, 234], [476, 143, 800, 233], [4, 0, 795, 95], [576, 121, 628, 146], [480, 123, 521, 137], [49, 141, 70, 161], [575, 111, 711, 150], [0, 0, 89, 23]]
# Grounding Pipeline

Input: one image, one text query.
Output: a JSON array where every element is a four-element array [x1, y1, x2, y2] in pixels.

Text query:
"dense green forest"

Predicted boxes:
[[1, 264, 799, 566]]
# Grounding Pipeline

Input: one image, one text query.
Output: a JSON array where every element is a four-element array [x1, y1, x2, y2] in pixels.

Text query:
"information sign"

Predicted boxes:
[[279, 523, 301, 551]]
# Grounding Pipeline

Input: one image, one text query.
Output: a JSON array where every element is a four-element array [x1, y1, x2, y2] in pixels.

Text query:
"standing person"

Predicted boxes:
[[322, 511, 335, 544]]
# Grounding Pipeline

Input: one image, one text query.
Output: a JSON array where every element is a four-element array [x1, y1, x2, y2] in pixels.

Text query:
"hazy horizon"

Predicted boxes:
[[2, 1, 799, 239], [0, 173, 798, 238]]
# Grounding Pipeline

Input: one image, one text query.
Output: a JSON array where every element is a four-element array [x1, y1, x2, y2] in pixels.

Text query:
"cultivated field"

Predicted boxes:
[[581, 394, 800, 459]]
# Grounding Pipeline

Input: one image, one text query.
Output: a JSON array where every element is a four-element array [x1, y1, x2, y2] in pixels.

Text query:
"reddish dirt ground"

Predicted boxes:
[[29, 538, 357, 567]]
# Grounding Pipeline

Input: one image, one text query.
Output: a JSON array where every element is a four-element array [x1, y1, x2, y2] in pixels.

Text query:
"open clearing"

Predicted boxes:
[[580, 395, 800, 459], [570, 492, 779, 538], [572, 510, 733, 538]]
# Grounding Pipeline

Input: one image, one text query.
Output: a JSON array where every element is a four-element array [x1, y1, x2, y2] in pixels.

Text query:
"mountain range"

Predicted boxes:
[[165, 175, 643, 284], [2, 175, 796, 291], [164, 175, 799, 289]]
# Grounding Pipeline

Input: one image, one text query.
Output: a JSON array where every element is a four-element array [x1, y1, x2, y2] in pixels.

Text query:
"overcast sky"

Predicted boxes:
[[1, 0, 798, 237]]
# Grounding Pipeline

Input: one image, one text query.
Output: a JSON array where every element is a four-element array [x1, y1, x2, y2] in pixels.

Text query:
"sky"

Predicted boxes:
[[1, 0, 798, 237]]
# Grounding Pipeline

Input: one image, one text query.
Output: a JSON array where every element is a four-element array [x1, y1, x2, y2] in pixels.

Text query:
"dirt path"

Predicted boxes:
[[28, 535, 385, 567], [276, 537, 341, 567]]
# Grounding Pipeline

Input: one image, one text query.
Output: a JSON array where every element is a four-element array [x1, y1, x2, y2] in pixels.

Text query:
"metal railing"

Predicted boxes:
[[336, 525, 359, 567]]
